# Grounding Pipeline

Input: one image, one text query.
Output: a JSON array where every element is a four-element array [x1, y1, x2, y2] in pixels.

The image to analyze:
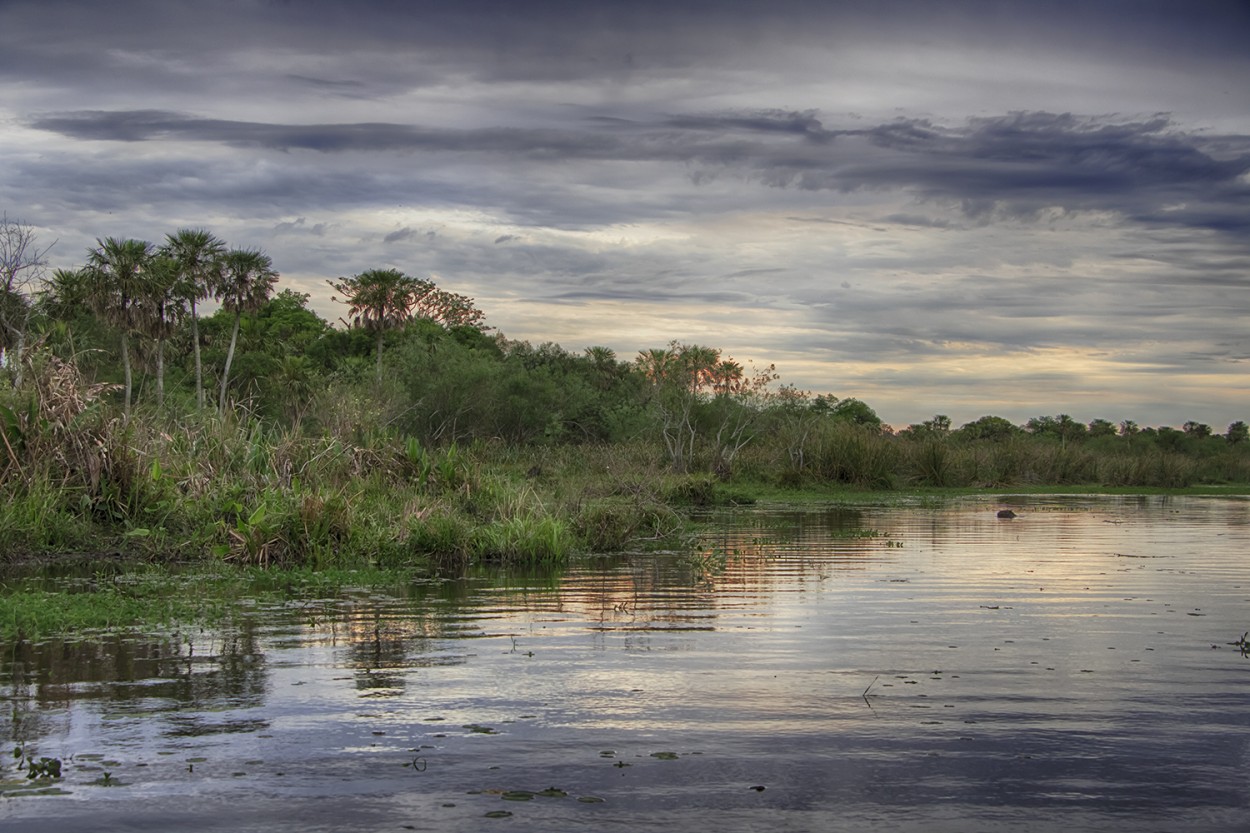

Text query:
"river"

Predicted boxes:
[[3, 495, 1249, 831]]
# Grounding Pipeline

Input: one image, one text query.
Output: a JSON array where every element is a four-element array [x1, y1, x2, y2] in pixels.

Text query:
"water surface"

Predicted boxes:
[[3, 495, 1249, 831]]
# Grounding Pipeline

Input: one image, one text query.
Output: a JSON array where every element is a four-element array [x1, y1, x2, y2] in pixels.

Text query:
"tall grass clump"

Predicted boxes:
[[474, 514, 573, 565], [0, 354, 156, 551], [808, 422, 899, 489], [906, 440, 957, 487]]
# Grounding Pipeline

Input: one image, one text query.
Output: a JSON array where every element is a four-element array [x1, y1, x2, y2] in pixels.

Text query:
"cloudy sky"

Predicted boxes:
[[2, 0, 1248, 428]]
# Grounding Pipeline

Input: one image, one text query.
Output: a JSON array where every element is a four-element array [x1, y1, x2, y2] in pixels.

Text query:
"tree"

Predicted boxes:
[[1227, 421, 1248, 445], [162, 228, 225, 410], [1155, 426, 1185, 451], [85, 237, 154, 415], [1182, 420, 1212, 439], [636, 342, 714, 471], [957, 415, 1019, 442], [1027, 414, 1086, 443], [583, 345, 621, 390], [411, 283, 487, 330], [218, 248, 278, 411], [327, 268, 425, 380], [134, 254, 184, 406], [830, 397, 882, 428], [635, 341, 776, 473], [0, 214, 53, 387], [1088, 418, 1117, 439]]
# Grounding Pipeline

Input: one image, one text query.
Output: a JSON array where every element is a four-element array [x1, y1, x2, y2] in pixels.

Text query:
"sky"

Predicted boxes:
[[2, 0, 1248, 429]]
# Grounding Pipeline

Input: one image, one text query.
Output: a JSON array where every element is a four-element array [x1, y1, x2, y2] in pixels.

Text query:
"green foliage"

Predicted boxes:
[[908, 439, 955, 487], [13, 748, 61, 780], [1227, 421, 1249, 444], [958, 415, 1022, 442], [3, 222, 1247, 577], [474, 515, 573, 565], [807, 422, 899, 488], [828, 397, 882, 428]]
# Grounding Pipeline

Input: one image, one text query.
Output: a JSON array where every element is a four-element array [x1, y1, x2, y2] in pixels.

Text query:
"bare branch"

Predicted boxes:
[[0, 213, 54, 296]]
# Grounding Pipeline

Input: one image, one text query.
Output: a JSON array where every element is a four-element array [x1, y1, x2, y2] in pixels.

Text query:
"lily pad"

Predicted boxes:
[[501, 790, 535, 801], [4, 786, 72, 797], [484, 810, 513, 818], [650, 751, 680, 760]]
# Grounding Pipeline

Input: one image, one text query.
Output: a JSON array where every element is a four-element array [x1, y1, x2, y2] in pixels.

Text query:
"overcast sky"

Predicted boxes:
[[2, 0, 1248, 428]]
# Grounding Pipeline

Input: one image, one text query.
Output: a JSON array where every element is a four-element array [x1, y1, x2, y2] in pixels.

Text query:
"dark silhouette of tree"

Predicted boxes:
[[1182, 421, 1212, 439], [1088, 418, 1117, 438]]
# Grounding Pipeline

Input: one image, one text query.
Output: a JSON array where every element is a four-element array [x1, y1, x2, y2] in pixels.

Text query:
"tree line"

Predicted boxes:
[[2, 214, 1247, 490]]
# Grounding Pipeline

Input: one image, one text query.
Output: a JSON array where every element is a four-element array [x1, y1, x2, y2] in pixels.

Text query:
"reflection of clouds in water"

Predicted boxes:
[[4, 497, 1250, 828]]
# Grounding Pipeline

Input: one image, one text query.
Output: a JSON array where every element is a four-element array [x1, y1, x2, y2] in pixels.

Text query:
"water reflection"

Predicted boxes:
[[2, 495, 1249, 832]]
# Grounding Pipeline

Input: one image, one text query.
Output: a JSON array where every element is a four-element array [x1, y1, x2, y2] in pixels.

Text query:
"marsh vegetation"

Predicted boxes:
[[1, 218, 1248, 582]]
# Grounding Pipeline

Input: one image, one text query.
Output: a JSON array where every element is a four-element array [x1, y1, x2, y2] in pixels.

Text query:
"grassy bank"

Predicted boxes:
[[1, 352, 1247, 576], [0, 356, 714, 570]]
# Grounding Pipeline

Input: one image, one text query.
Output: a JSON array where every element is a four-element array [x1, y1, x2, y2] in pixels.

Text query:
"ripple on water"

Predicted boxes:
[[2, 495, 1249, 833]]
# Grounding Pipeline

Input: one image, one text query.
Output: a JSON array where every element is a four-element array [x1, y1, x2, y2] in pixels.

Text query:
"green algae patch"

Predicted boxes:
[[0, 564, 423, 641]]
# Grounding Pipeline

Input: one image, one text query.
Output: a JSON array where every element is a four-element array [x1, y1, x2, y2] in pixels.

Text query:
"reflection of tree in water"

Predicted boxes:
[[164, 618, 269, 709], [0, 617, 271, 744], [346, 606, 422, 693], [444, 507, 901, 638], [300, 596, 450, 695]]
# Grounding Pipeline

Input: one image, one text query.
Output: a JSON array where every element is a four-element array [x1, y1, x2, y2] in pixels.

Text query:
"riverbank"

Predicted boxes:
[[3, 354, 1248, 576], [4, 483, 1248, 640]]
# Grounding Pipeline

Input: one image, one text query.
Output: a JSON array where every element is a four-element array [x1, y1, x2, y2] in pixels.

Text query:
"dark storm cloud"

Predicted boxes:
[[31, 108, 1250, 241], [383, 228, 420, 244], [815, 114, 1250, 236], [663, 111, 836, 143]]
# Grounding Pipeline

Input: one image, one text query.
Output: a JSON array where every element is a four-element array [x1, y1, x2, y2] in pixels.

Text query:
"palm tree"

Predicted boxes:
[[217, 248, 278, 411], [37, 267, 94, 361], [135, 254, 184, 406], [162, 228, 225, 411], [327, 268, 424, 380], [85, 237, 154, 416], [636, 347, 675, 385], [584, 345, 619, 390]]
